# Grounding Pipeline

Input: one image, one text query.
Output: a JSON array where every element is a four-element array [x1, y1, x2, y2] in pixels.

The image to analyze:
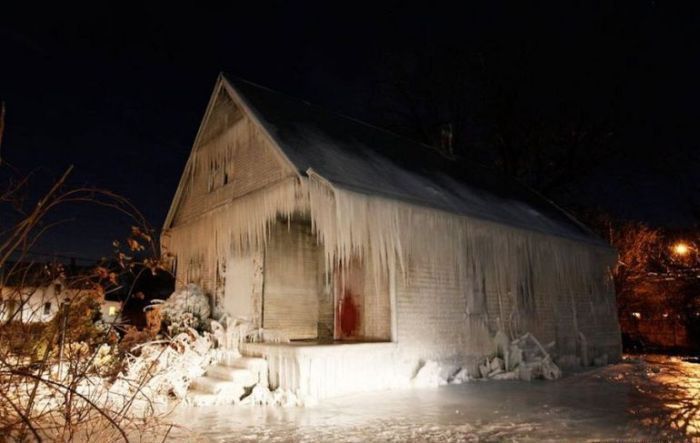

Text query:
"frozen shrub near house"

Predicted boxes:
[[152, 284, 211, 333]]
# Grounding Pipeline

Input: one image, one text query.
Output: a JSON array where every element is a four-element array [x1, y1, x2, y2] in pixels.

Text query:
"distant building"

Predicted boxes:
[[0, 261, 118, 323], [162, 74, 621, 398]]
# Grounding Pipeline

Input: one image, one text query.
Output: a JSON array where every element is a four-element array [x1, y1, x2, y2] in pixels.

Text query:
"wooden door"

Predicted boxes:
[[223, 254, 255, 322], [263, 222, 320, 340]]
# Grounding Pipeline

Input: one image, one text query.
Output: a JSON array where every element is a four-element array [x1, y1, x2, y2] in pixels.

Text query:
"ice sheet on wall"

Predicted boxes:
[[166, 168, 617, 355]]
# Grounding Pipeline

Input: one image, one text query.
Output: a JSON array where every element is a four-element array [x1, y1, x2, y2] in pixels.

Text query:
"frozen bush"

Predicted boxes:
[[153, 284, 211, 334]]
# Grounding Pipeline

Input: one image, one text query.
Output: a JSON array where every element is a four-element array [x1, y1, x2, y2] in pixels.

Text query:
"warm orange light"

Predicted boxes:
[[673, 242, 690, 256]]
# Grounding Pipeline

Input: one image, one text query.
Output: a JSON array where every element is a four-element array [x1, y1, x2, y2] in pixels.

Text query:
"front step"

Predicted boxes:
[[186, 391, 241, 407], [206, 365, 257, 385], [215, 349, 242, 367], [230, 357, 269, 387], [230, 356, 267, 371], [186, 352, 270, 404], [189, 376, 246, 397]]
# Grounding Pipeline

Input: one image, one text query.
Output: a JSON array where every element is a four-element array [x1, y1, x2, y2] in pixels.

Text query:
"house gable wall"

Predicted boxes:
[[170, 87, 297, 227], [166, 85, 299, 289]]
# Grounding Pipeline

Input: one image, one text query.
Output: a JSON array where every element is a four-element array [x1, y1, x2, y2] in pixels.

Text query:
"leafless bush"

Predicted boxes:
[[0, 104, 178, 441]]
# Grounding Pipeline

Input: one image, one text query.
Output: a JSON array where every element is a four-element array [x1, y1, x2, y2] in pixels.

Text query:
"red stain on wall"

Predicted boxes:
[[338, 291, 359, 337]]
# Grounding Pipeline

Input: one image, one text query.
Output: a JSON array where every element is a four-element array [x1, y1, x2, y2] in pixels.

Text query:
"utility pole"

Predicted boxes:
[[56, 299, 69, 380]]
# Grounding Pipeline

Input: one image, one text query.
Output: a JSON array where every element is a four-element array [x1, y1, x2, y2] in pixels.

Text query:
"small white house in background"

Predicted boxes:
[[0, 263, 120, 324], [0, 278, 64, 323], [162, 74, 622, 398]]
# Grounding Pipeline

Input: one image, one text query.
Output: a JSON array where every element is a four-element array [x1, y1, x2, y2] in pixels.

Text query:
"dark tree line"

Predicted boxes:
[[365, 44, 617, 201]]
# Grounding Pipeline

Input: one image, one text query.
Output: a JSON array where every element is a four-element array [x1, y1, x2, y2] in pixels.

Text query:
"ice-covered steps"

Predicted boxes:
[[189, 376, 245, 397], [229, 357, 269, 387], [186, 354, 269, 405], [231, 356, 267, 370], [186, 390, 246, 406], [206, 365, 257, 385], [215, 349, 243, 367]]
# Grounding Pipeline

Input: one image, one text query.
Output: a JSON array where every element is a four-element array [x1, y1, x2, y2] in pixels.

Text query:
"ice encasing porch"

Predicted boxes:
[[240, 341, 400, 399]]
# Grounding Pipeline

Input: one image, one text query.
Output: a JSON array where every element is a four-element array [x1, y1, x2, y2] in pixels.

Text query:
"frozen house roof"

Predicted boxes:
[[224, 75, 608, 247]]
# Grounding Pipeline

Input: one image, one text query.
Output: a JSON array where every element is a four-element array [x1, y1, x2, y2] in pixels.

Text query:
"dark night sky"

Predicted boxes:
[[1, 2, 699, 262]]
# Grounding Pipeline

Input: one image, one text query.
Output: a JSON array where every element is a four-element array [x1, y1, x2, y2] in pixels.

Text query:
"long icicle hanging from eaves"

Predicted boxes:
[[306, 172, 617, 346], [165, 160, 617, 350], [164, 176, 308, 289]]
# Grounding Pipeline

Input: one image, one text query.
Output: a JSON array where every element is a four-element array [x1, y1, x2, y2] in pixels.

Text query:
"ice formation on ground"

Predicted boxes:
[[476, 332, 563, 382], [167, 355, 700, 442], [412, 331, 565, 388], [412, 360, 449, 388]]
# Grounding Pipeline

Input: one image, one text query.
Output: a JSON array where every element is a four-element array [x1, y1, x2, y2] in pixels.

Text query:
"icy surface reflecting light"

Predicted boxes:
[[168, 355, 700, 442]]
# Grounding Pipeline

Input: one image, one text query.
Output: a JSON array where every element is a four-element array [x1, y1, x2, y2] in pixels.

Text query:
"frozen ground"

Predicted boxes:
[[168, 355, 700, 442]]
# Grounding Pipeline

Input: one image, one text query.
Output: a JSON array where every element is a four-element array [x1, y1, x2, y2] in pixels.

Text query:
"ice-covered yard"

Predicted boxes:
[[167, 355, 700, 442]]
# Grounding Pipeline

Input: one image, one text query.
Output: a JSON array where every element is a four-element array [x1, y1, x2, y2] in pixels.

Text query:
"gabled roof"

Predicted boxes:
[[219, 74, 608, 247], [0, 261, 95, 289]]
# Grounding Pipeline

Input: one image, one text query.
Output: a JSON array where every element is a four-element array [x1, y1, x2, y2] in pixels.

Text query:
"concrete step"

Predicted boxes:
[[189, 376, 246, 398], [187, 389, 245, 406], [222, 356, 269, 387], [229, 356, 268, 371], [216, 349, 243, 366], [205, 365, 257, 386]]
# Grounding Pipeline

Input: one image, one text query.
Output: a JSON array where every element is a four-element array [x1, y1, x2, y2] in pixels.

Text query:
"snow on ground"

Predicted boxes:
[[167, 355, 700, 442]]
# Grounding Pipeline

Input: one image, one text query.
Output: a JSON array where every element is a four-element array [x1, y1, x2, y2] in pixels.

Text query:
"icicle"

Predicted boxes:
[[306, 172, 616, 354], [164, 177, 307, 290], [168, 163, 616, 360]]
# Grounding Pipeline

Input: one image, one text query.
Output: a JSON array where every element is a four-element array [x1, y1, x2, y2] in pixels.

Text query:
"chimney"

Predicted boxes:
[[440, 123, 454, 157]]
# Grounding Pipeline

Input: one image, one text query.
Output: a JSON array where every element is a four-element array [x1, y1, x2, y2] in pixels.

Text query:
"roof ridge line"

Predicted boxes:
[[222, 73, 455, 161]]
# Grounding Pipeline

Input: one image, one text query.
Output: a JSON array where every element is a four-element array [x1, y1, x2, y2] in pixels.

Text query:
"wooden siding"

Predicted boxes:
[[395, 256, 470, 361], [317, 262, 334, 340], [171, 89, 295, 226], [395, 253, 621, 364], [361, 259, 391, 340]]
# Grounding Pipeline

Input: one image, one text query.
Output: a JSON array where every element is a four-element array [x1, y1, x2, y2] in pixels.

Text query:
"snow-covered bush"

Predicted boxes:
[[152, 284, 211, 334], [111, 327, 216, 403], [92, 343, 117, 376]]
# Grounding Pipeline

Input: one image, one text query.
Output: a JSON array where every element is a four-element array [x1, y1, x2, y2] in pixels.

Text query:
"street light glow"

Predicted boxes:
[[673, 242, 690, 256]]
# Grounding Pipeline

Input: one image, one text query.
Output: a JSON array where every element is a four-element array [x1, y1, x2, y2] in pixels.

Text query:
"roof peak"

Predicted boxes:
[[222, 73, 455, 161], [211, 73, 607, 246]]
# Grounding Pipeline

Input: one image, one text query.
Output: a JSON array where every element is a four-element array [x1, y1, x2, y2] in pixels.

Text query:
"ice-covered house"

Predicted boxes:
[[162, 74, 621, 398]]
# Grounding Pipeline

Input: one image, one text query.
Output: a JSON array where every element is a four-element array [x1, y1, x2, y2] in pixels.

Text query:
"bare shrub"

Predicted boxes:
[[0, 104, 178, 441]]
